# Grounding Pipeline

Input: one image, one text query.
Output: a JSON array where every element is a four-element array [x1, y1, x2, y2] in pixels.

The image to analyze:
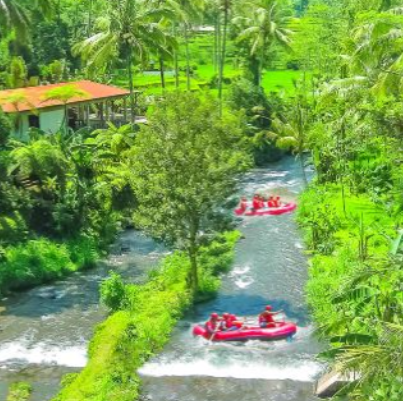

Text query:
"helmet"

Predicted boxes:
[[211, 313, 219, 319], [265, 305, 273, 311], [223, 313, 229, 319]]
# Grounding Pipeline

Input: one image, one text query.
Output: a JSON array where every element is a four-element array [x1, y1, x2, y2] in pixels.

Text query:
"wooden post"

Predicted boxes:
[[105, 100, 109, 123], [123, 97, 127, 122], [100, 102, 104, 127], [86, 103, 90, 127]]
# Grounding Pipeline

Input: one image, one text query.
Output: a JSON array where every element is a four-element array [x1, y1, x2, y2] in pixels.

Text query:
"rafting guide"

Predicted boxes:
[[194, 306, 296, 342], [258, 305, 284, 328]]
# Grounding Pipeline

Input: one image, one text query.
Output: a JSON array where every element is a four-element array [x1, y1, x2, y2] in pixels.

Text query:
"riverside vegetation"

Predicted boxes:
[[54, 231, 240, 401], [3, 0, 403, 401], [293, 1, 403, 400]]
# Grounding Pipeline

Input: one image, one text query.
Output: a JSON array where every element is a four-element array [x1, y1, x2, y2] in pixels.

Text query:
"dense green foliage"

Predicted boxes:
[[54, 230, 240, 401], [0, 123, 135, 292], [131, 92, 249, 291], [7, 0, 403, 400], [6, 382, 32, 401], [294, 1, 403, 399]]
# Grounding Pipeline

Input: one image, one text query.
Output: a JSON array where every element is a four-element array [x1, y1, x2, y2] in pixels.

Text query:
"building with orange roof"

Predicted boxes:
[[0, 80, 143, 137]]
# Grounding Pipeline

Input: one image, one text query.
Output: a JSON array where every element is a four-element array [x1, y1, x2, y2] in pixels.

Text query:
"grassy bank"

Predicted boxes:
[[53, 231, 241, 401], [0, 235, 101, 294], [6, 382, 32, 401], [297, 184, 396, 335]]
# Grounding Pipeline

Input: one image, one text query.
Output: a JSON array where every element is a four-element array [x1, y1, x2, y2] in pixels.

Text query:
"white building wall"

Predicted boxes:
[[39, 108, 65, 134]]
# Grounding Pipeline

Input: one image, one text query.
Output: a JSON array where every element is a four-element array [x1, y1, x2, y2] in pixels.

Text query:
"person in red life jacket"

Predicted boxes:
[[258, 305, 283, 328], [239, 197, 248, 211], [224, 314, 244, 331], [274, 196, 281, 208], [219, 313, 230, 330], [267, 196, 275, 208], [252, 195, 261, 210], [258, 195, 266, 209], [205, 313, 220, 333]]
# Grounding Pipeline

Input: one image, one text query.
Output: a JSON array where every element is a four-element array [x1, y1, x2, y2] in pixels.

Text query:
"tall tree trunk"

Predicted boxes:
[[127, 51, 136, 124], [258, 42, 265, 87], [218, 3, 229, 114], [184, 24, 191, 91], [173, 23, 180, 88], [87, 0, 93, 37], [216, 17, 222, 80], [250, 55, 260, 86], [213, 16, 218, 72], [299, 152, 307, 187], [188, 221, 199, 293], [174, 53, 180, 88], [188, 246, 198, 294], [297, 104, 307, 186], [159, 57, 166, 89]]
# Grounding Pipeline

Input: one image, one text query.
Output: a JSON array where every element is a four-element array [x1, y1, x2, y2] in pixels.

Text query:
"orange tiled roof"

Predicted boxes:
[[0, 80, 130, 113]]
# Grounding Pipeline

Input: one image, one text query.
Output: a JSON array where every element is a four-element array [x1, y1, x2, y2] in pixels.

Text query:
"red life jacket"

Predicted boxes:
[[252, 198, 260, 209], [259, 312, 274, 324]]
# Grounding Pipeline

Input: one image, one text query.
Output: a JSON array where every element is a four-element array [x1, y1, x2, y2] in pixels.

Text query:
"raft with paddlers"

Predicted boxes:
[[193, 321, 297, 342], [193, 308, 297, 342], [235, 195, 297, 216]]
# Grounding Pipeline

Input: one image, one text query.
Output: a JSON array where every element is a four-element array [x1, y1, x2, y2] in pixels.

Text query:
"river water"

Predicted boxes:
[[0, 157, 322, 401], [0, 231, 167, 401], [139, 157, 323, 401]]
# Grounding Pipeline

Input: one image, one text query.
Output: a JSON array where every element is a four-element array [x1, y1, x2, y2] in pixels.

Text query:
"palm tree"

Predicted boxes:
[[0, 0, 53, 37], [271, 93, 310, 185], [218, 0, 232, 110], [350, 9, 403, 97], [235, 0, 293, 86], [336, 324, 403, 398], [0, 0, 28, 37], [171, 0, 205, 90], [152, 23, 178, 90], [91, 122, 135, 157], [73, 0, 175, 120]]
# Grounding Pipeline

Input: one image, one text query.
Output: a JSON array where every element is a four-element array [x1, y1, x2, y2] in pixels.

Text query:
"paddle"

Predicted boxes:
[[209, 326, 220, 341]]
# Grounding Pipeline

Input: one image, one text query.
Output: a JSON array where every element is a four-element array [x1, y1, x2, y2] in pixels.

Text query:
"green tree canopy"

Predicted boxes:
[[130, 91, 251, 291]]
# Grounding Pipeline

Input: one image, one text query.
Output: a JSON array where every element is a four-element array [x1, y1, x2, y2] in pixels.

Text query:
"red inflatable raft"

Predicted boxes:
[[235, 202, 297, 217], [193, 321, 297, 342]]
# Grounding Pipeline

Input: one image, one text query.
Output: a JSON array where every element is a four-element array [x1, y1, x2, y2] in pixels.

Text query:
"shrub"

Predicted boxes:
[[54, 253, 192, 401], [198, 268, 220, 299], [66, 235, 99, 270], [7, 382, 32, 401], [100, 272, 128, 312], [0, 239, 75, 290], [0, 235, 103, 293], [0, 212, 28, 246], [53, 230, 240, 401]]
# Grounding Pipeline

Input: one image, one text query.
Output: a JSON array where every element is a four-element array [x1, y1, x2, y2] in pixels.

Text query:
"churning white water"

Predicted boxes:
[[140, 158, 323, 401], [0, 337, 87, 367]]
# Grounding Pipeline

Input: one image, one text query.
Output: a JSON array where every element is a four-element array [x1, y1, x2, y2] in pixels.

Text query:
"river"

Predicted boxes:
[[0, 231, 167, 401], [139, 157, 324, 400], [0, 157, 322, 400]]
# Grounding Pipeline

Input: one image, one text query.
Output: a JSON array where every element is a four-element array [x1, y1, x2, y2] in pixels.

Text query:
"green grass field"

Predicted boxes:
[[112, 32, 308, 98], [113, 68, 307, 98], [261, 70, 308, 94]]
